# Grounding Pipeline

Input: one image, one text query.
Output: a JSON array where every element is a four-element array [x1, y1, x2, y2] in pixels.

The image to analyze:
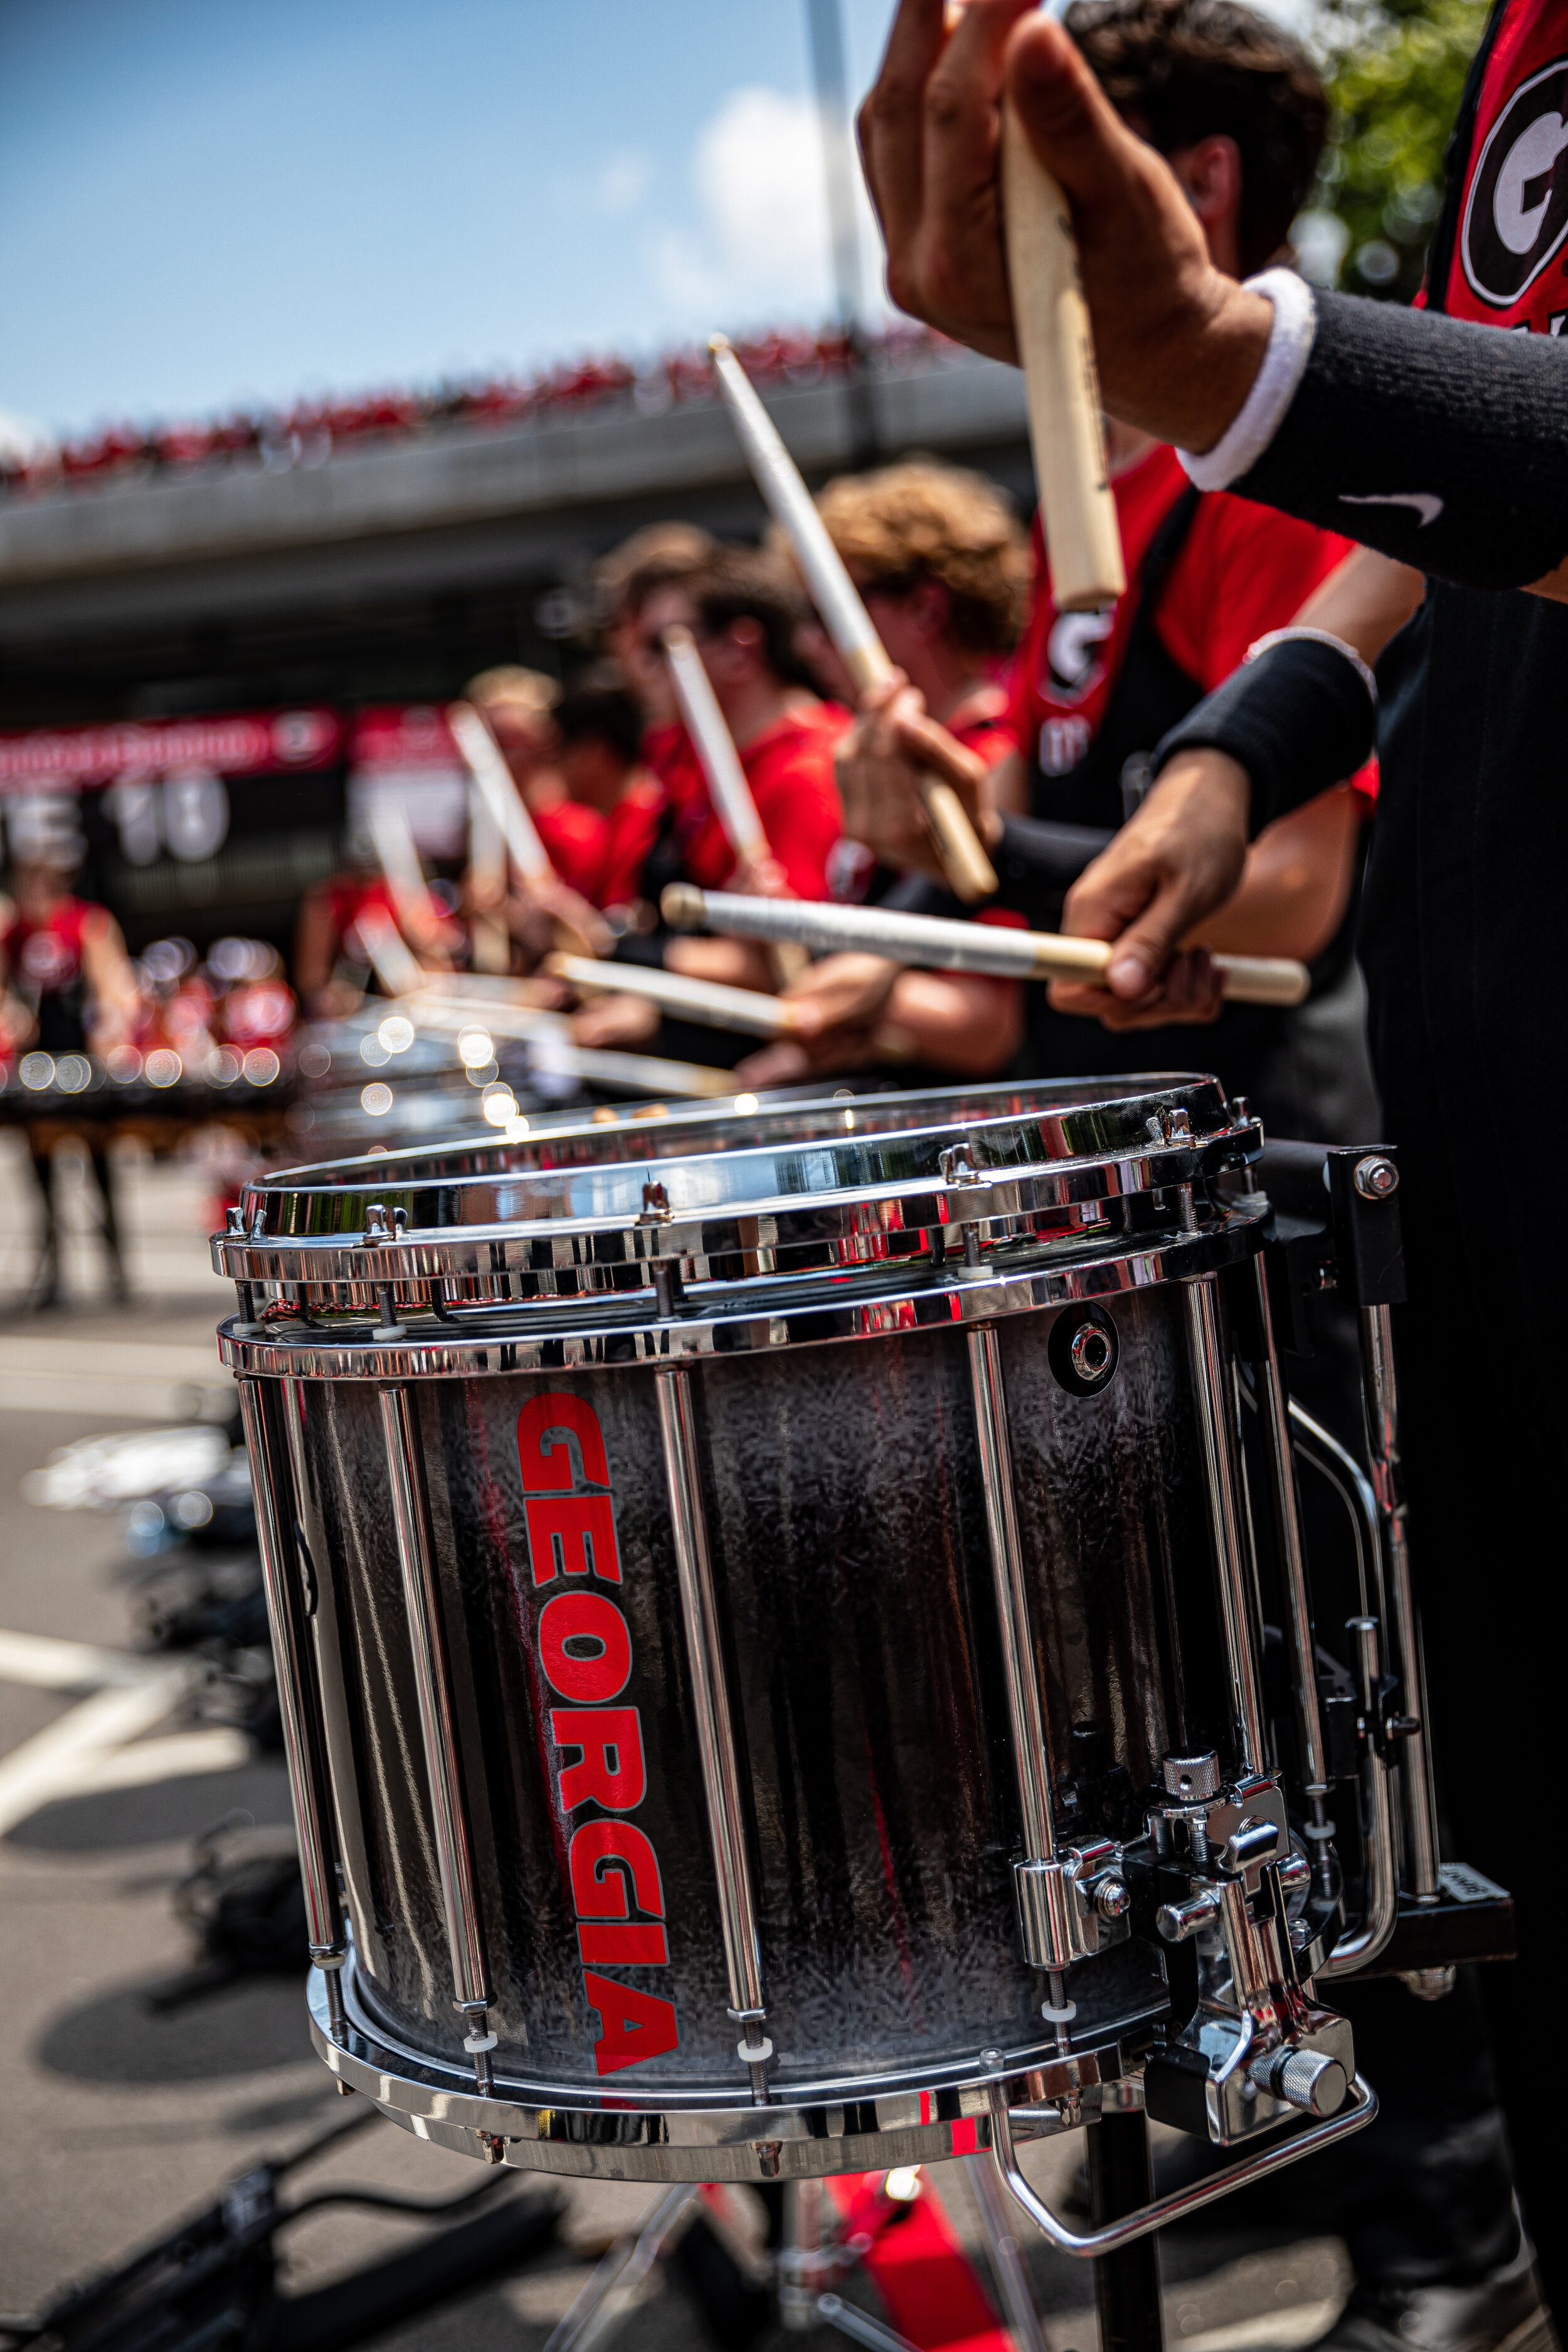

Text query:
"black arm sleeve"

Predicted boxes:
[[1239, 290, 1568, 591], [990, 813, 1115, 928], [1151, 637, 1377, 835], [882, 815, 1114, 931]]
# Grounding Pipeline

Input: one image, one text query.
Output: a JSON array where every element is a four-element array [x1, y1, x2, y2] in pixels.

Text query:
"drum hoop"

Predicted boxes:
[[215, 1130, 1256, 1285], [218, 1207, 1264, 1380], [263, 1070, 1232, 1190], [307, 1956, 1162, 2154]]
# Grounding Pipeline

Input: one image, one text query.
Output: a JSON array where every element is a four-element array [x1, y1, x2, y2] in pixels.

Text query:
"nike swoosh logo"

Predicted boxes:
[[1338, 492, 1444, 527]]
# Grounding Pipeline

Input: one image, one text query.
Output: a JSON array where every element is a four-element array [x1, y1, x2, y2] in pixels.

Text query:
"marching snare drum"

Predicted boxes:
[[216, 1076, 1375, 2198]]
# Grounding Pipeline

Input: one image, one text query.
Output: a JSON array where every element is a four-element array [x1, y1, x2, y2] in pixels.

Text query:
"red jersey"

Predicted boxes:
[[1444, 0, 1568, 332], [325, 875, 399, 947], [637, 702, 849, 904], [947, 681, 1017, 768], [1, 896, 98, 995], [595, 776, 669, 911], [1007, 442, 1357, 780], [534, 797, 610, 901]]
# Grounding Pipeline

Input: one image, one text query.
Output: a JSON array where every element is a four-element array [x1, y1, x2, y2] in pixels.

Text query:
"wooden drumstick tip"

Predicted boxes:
[[662, 883, 707, 931]]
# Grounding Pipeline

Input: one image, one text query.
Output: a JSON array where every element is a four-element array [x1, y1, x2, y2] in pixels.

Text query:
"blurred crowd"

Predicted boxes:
[[0, 323, 945, 499]]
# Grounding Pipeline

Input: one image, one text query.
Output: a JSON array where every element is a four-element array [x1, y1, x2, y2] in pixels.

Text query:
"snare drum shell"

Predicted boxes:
[[294, 1279, 1222, 2100]]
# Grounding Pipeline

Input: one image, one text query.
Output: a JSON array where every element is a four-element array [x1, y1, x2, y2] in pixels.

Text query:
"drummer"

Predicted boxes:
[[569, 549, 846, 1059], [857, 0, 1550, 2336], [596, 520, 718, 732], [746, 460, 1034, 1082], [1, 849, 141, 1307], [293, 853, 446, 1017], [779, 0, 1377, 1137]]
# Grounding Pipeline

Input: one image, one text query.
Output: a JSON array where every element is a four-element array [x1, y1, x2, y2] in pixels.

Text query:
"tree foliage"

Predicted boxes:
[[1308, 0, 1493, 300]]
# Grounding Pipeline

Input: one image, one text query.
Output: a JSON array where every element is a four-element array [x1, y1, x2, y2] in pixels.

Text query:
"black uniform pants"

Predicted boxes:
[[1372, 1049, 1562, 2316]]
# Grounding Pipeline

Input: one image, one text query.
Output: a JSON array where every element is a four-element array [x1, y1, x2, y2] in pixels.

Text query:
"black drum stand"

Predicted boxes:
[[540, 2131, 1165, 2352]]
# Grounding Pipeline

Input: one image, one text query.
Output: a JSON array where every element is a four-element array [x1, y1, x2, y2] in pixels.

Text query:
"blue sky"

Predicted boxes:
[[0, 0, 903, 443]]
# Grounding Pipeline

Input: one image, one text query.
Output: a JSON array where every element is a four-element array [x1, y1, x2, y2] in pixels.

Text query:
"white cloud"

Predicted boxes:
[[653, 83, 890, 329], [0, 405, 50, 463], [594, 150, 654, 216]]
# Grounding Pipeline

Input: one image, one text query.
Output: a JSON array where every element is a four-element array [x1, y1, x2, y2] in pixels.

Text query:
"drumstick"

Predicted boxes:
[[662, 883, 1310, 1008], [387, 995, 736, 1097], [447, 701, 554, 887], [999, 50, 1125, 610], [543, 952, 801, 1038], [707, 334, 999, 904], [661, 625, 810, 990], [364, 799, 438, 953], [352, 894, 428, 999], [465, 773, 511, 975]]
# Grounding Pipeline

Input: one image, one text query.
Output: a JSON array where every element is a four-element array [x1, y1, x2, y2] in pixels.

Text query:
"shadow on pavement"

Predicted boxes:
[[5, 1762, 292, 1852], [34, 1971, 312, 2083]]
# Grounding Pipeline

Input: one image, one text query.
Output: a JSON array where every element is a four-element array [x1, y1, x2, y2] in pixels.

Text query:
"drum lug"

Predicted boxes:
[[1014, 1840, 1132, 1971]]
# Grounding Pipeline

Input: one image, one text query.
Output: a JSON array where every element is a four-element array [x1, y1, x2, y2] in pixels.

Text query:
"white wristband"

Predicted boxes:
[[1244, 624, 1379, 708], [1178, 268, 1318, 492]]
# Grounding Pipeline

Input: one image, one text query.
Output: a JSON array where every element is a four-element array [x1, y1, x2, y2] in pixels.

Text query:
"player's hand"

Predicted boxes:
[[666, 936, 777, 993], [858, 1, 1272, 452], [733, 954, 900, 1086], [1049, 750, 1249, 1025], [730, 852, 792, 899], [570, 992, 660, 1049], [836, 678, 990, 881], [507, 881, 613, 965]]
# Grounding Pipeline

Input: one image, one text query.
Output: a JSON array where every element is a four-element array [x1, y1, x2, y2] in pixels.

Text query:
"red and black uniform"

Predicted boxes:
[[639, 702, 849, 905], [532, 797, 613, 903], [1, 894, 128, 1305], [1156, 0, 1568, 2296], [1, 896, 101, 1054], [1009, 443, 1356, 821], [585, 703, 846, 1067], [983, 448, 1365, 1099]]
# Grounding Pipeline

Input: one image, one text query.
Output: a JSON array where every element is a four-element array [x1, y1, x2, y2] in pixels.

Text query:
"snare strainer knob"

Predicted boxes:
[[1252, 2045, 1349, 2118]]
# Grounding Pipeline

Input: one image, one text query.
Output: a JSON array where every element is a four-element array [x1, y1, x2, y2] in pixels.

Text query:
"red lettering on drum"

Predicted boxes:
[[522, 1386, 677, 2074], [577, 1920, 670, 1966], [569, 1821, 665, 1918], [524, 1490, 620, 1587], [551, 1707, 647, 1811], [583, 1969, 681, 2075], [538, 1591, 632, 1702], [519, 1392, 622, 1585], [519, 1392, 613, 1488]]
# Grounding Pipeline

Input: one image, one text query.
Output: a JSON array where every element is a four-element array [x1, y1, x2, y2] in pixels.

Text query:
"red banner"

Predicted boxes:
[[0, 707, 341, 789], [347, 705, 462, 770]]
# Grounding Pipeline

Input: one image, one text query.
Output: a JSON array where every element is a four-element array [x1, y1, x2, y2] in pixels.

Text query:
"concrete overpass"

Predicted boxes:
[[0, 346, 1032, 725]]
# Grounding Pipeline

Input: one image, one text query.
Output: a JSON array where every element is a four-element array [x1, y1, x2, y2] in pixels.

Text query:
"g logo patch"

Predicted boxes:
[[1047, 608, 1116, 702], [1461, 58, 1568, 307]]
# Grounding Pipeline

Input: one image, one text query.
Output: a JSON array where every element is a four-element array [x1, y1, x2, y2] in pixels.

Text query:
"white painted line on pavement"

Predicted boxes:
[[0, 1628, 171, 1691], [85, 1728, 252, 1789], [0, 1665, 199, 1836]]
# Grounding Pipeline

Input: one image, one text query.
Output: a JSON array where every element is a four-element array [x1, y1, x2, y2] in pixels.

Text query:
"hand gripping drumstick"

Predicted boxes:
[[662, 884, 1310, 1008], [708, 335, 999, 905], [661, 625, 809, 988], [352, 899, 428, 999]]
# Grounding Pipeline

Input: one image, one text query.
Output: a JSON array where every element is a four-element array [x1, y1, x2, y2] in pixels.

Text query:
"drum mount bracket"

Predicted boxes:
[[1126, 1754, 1355, 2146]]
